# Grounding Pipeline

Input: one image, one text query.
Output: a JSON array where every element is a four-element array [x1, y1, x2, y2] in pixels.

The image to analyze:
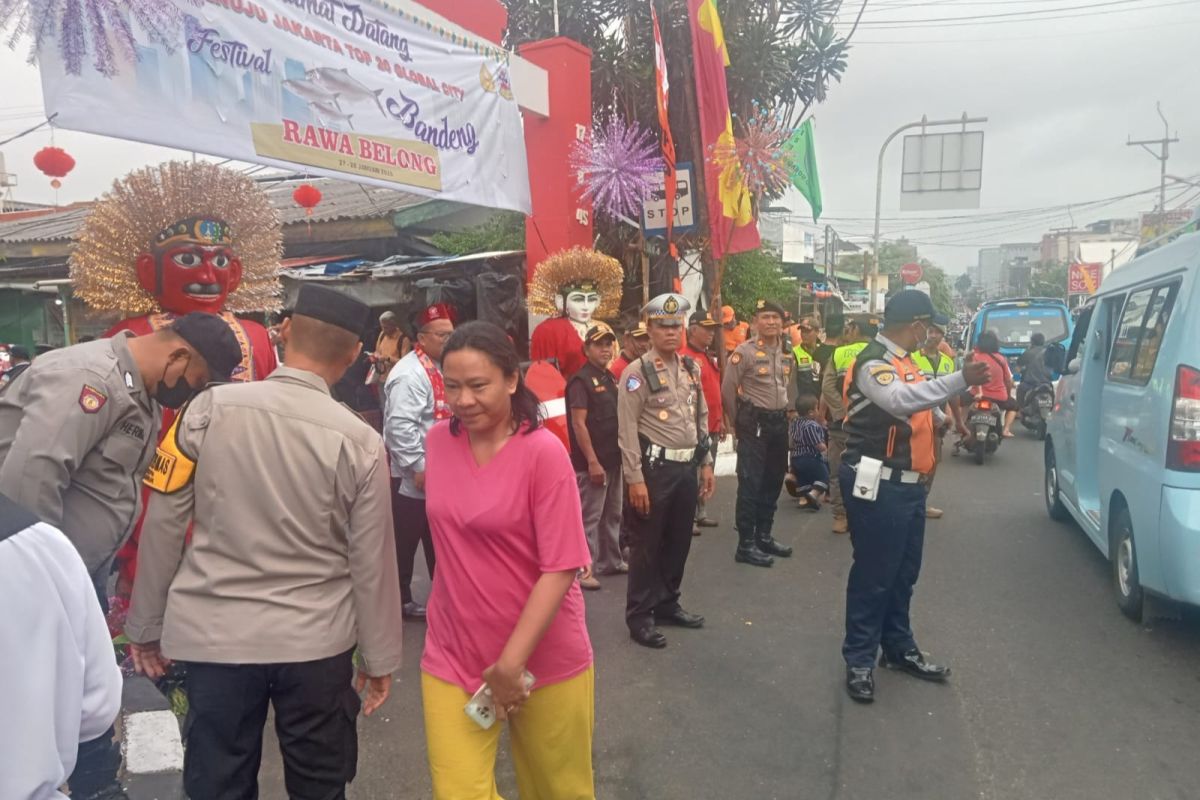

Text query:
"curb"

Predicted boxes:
[[120, 675, 185, 799]]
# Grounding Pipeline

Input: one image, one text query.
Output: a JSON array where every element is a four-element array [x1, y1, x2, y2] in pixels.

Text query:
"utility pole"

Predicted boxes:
[[1127, 102, 1179, 235]]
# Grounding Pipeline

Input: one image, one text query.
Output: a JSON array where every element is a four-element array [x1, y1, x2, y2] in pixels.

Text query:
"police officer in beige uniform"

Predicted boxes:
[[722, 299, 795, 568], [125, 285, 404, 800], [0, 312, 241, 800], [619, 293, 715, 649]]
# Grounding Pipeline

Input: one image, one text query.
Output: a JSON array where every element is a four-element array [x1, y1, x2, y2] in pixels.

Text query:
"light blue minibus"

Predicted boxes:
[[1043, 230, 1200, 620]]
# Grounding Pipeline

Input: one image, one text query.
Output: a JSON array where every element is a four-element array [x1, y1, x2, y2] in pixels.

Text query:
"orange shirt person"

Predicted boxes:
[[721, 305, 749, 354]]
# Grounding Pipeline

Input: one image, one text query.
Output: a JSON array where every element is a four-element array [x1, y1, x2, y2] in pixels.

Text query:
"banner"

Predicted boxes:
[[686, 0, 760, 260], [1068, 262, 1103, 295], [650, 4, 677, 258], [38, 0, 531, 213]]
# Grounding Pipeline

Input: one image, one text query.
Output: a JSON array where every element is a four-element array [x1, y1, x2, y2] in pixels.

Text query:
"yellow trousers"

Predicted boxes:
[[422, 667, 595, 800]]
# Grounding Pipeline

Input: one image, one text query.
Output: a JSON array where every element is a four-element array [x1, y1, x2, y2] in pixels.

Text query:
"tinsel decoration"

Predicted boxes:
[[70, 161, 283, 315], [528, 247, 624, 318], [708, 103, 795, 201], [0, 0, 203, 77], [568, 113, 663, 221]]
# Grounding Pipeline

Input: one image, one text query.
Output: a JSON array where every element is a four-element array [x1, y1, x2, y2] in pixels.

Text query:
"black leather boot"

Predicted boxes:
[[757, 536, 793, 558], [735, 543, 774, 567]]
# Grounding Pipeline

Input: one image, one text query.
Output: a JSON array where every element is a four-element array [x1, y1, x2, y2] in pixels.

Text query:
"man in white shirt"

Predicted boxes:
[[0, 494, 123, 800], [382, 303, 455, 618]]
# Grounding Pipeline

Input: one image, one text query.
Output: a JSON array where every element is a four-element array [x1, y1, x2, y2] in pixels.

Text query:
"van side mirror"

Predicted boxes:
[[1044, 343, 1067, 374]]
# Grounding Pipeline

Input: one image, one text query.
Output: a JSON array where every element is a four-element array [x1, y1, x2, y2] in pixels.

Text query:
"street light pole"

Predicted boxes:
[[871, 112, 988, 311]]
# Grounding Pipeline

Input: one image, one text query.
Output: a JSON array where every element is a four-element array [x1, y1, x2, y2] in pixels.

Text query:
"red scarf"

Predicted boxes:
[[414, 344, 451, 420]]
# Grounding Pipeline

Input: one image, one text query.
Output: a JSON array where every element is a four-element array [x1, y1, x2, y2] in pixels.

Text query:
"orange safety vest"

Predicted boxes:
[[842, 340, 935, 474]]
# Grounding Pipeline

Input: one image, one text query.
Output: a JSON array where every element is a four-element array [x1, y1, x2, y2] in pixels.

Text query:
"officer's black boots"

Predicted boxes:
[[879, 649, 951, 682], [757, 536, 793, 558], [846, 667, 875, 703], [735, 539, 774, 567]]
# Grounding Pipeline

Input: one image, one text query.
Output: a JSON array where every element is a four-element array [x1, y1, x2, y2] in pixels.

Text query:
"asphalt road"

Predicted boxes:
[[259, 434, 1200, 799]]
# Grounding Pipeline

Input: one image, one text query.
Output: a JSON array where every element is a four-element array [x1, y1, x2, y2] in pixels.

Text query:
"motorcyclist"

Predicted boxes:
[[1016, 332, 1054, 410], [965, 330, 1017, 438]]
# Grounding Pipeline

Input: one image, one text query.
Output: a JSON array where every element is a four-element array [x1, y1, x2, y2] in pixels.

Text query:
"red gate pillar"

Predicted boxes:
[[517, 38, 594, 279]]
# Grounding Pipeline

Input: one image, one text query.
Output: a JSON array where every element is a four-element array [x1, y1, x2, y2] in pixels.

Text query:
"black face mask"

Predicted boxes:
[[155, 358, 197, 409]]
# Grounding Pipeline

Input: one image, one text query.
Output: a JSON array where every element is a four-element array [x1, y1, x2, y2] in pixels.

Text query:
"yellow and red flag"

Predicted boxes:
[[687, 0, 760, 259], [651, 4, 678, 259]]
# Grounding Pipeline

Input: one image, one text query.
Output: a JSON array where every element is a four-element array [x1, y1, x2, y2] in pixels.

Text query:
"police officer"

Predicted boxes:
[[125, 285, 404, 798], [0, 312, 241, 800], [721, 299, 794, 567], [618, 293, 715, 649], [791, 315, 822, 400], [839, 291, 988, 703], [822, 314, 880, 534]]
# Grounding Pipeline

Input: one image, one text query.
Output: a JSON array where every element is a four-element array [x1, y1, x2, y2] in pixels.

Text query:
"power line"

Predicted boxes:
[[853, 0, 1152, 23], [837, 0, 1198, 27], [853, 16, 1200, 42]]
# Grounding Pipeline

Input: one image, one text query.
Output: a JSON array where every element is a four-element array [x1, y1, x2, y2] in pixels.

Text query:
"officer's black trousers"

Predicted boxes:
[[391, 481, 436, 604], [626, 459, 699, 628], [182, 648, 359, 800], [734, 409, 789, 545], [839, 464, 927, 668]]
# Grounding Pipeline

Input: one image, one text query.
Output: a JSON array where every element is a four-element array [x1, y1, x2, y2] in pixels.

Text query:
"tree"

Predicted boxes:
[[837, 238, 953, 316], [720, 247, 799, 321], [1029, 260, 1068, 300], [428, 213, 526, 255], [955, 273, 972, 296]]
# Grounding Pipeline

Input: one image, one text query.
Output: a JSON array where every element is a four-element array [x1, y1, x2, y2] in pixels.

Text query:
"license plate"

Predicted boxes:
[[970, 414, 994, 425]]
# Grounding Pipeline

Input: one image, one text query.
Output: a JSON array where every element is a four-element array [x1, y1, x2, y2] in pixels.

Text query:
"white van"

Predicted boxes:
[[1043, 229, 1200, 620]]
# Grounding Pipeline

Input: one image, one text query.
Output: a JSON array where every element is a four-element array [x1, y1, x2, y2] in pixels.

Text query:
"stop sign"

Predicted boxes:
[[900, 262, 923, 285]]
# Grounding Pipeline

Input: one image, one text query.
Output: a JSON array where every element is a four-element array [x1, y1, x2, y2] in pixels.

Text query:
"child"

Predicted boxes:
[[785, 395, 829, 511]]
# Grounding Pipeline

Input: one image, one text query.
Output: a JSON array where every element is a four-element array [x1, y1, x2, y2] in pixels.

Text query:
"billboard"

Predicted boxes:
[[900, 130, 984, 211], [1068, 263, 1103, 296], [38, 1, 531, 212]]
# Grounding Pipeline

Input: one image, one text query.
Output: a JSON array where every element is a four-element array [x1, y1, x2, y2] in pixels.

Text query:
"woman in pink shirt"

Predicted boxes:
[[421, 321, 595, 799], [965, 329, 1017, 438]]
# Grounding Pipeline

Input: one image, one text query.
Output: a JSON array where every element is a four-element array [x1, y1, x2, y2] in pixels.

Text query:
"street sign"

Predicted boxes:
[[642, 162, 696, 235], [899, 130, 984, 212], [1067, 262, 1103, 295], [900, 262, 923, 285]]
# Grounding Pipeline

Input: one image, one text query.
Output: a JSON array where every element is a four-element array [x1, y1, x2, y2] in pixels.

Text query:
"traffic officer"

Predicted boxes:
[[722, 299, 794, 568], [839, 291, 988, 704], [618, 293, 715, 649], [822, 313, 879, 534], [909, 318, 962, 520], [126, 284, 404, 798], [0, 312, 240, 800], [791, 315, 822, 400]]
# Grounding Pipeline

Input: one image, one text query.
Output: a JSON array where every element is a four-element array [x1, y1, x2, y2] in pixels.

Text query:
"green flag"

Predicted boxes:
[[786, 119, 823, 222]]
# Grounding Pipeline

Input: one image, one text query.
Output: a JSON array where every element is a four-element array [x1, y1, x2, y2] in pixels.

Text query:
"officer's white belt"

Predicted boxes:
[[850, 463, 924, 484], [645, 445, 695, 463]]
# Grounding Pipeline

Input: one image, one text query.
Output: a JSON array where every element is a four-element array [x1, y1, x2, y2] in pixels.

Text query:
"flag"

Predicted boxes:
[[786, 118, 823, 223], [650, 4, 678, 259], [687, 0, 760, 260]]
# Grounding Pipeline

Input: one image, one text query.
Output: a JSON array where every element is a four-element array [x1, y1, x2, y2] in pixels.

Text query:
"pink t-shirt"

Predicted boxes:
[[421, 421, 594, 692], [971, 349, 1012, 402]]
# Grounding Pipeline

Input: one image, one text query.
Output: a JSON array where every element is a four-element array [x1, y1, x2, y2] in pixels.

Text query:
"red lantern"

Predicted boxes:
[[292, 183, 322, 217], [33, 146, 75, 187]]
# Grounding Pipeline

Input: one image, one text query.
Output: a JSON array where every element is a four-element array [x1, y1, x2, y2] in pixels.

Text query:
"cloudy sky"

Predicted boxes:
[[1, 0, 1197, 274]]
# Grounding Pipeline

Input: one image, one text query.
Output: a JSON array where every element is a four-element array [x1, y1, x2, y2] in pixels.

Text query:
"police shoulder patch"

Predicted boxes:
[[625, 374, 643, 392], [730, 352, 742, 365], [78, 385, 107, 414], [874, 371, 896, 386]]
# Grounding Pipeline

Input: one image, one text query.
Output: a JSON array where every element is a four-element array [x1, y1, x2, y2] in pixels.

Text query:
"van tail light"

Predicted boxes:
[[1168, 365, 1200, 472]]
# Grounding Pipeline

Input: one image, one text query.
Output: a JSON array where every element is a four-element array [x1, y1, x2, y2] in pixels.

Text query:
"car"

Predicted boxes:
[[967, 298, 1073, 380], [1043, 230, 1200, 621]]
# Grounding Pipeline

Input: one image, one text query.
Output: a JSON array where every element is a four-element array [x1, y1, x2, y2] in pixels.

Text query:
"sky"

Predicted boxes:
[[1, 0, 1198, 276]]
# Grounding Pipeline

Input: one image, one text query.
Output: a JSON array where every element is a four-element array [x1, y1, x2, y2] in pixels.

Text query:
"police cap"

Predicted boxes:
[[845, 313, 881, 338], [584, 322, 617, 344], [884, 290, 950, 326], [170, 312, 243, 383], [643, 293, 690, 327], [293, 284, 372, 337], [753, 299, 787, 317], [689, 312, 720, 329]]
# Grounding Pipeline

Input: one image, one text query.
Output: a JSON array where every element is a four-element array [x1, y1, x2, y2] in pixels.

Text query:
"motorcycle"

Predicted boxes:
[[963, 397, 1004, 465], [1018, 383, 1055, 441]]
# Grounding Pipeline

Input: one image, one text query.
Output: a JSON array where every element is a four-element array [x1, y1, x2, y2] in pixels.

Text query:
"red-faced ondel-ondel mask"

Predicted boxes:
[[135, 217, 243, 315]]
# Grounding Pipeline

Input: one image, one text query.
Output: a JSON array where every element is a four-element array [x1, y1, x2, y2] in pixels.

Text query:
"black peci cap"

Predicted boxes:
[[689, 312, 720, 328], [584, 322, 617, 343], [170, 313, 242, 382], [293, 284, 371, 337], [884, 290, 949, 326], [754, 299, 787, 317]]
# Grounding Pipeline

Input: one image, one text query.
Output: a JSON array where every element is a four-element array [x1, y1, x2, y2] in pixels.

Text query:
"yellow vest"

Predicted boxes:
[[793, 344, 815, 373], [910, 350, 954, 381], [833, 341, 869, 377]]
